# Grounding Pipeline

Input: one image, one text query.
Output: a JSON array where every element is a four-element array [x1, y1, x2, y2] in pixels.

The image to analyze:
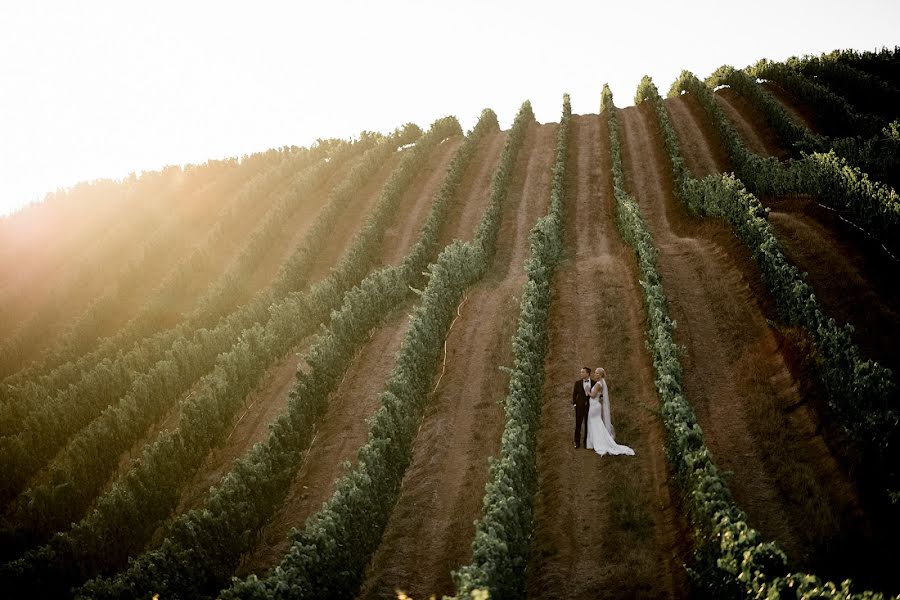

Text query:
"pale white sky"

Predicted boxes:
[[1, 0, 897, 216]]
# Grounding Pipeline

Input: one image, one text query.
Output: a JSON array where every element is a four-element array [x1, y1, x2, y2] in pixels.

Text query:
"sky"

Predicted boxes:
[[0, 0, 898, 216]]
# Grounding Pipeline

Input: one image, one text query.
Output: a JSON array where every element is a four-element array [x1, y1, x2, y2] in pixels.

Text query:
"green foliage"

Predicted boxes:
[[0, 148, 342, 506], [470, 103, 534, 262], [1, 140, 396, 541], [634, 75, 660, 106], [831, 46, 900, 85], [0, 146, 318, 399], [0, 149, 315, 438], [830, 121, 900, 191], [600, 83, 614, 114], [666, 72, 899, 459], [0, 135, 400, 539], [453, 94, 570, 600]]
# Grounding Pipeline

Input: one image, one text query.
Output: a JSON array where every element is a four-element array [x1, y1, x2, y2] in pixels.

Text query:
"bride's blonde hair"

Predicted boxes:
[[595, 367, 606, 379]]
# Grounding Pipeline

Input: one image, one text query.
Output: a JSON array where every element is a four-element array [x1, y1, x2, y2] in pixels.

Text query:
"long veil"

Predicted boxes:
[[601, 379, 614, 439]]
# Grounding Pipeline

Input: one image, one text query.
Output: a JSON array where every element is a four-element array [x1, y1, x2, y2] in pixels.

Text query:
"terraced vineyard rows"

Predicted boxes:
[[629, 86, 884, 585], [524, 112, 686, 600], [1, 45, 898, 599], [359, 119, 553, 600]]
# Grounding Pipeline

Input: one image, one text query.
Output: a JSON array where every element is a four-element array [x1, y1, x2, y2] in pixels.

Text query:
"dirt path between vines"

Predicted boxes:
[[438, 130, 508, 247], [228, 134, 476, 576], [664, 94, 731, 177], [18, 159, 354, 537], [672, 88, 900, 591], [626, 98, 802, 557], [233, 306, 411, 575], [760, 81, 821, 134], [356, 121, 556, 600], [634, 100, 887, 584], [523, 114, 687, 600], [382, 138, 463, 266], [715, 88, 785, 158], [769, 204, 900, 385]]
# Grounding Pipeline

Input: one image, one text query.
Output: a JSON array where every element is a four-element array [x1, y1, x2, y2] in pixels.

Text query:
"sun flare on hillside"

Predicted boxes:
[[1, 1, 900, 598]]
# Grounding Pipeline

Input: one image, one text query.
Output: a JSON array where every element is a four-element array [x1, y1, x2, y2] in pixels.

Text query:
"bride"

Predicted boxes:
[[586, 368, 634, 456]]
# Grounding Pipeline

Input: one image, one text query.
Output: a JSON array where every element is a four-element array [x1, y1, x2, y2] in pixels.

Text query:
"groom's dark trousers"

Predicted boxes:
[[572, 379, 594, 447]]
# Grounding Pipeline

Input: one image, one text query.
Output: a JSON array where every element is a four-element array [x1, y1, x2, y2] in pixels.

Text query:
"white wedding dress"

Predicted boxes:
[[585, 380, 635, 456]]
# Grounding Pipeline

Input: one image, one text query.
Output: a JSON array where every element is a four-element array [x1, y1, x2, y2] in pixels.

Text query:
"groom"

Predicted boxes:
[[571, 366, 594, 448]]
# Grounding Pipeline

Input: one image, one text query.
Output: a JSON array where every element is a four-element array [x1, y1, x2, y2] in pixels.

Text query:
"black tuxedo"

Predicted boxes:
[[572, 378, 595, 447]]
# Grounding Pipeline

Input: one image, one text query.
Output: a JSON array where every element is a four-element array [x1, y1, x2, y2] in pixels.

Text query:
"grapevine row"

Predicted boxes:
[[785, 53, 900, 124], [664, 72, 898, 466], [831, 46, 900, 85], [7, 125, 379, 544], [748, 58, 881, 138], [0, 166, 194, 378], [452, 94, 569, 600]]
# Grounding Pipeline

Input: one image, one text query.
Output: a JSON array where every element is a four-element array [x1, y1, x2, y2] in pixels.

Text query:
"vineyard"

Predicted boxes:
[[1, 46, 898, 599]]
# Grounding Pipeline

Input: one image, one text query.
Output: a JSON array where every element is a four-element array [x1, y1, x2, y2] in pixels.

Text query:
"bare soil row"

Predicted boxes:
[[357, 122, 555, 599], [525, 114, 687, 600]]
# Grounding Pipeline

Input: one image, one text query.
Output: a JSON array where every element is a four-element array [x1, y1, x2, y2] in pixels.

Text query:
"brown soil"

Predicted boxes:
[[16, 159, 337, 523], [224, 158, 358, 308], [305, 153, 402, 283], [769, 201, 900, 378], [437, 130, 508, 247], [234, 309, 411, 575], [357, 121, 557, 600], [760, 81, 821, 134], [715, 88, 786, 159], [672, 83, 900, 591], [663, 94, 731, 177], [166, 337, 313, 525], [718, 81, 900, 379], [622, 102, 888, 585], [524, 114, 688, 600], [381, 138, 463, 266]]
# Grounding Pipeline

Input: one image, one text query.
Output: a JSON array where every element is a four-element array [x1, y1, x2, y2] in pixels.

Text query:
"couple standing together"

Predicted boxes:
[[572, 366, 634, 456]]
